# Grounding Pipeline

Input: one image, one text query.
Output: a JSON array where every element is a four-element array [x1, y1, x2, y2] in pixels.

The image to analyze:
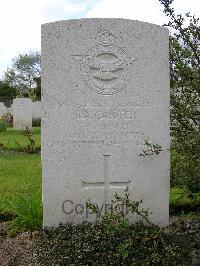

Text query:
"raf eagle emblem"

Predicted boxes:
[[72, 55, 136, 81], [71, 29, 137, 95]]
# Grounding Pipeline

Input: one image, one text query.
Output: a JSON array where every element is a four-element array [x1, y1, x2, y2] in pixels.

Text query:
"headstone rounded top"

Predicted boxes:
[[13, 98, 32, 104], [42, 18, 169, 97], [42, 18, 168, 32]]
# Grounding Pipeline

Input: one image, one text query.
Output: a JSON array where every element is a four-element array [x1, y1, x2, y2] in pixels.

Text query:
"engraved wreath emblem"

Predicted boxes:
[[72, 29, 137, 95]]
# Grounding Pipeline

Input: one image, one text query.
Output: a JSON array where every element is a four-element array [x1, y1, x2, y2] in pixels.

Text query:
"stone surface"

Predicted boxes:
[[0, 102, 7, 116], [32, 101, 41, 119], [13, 98, 32, 130], [42, 18, 170, 227]]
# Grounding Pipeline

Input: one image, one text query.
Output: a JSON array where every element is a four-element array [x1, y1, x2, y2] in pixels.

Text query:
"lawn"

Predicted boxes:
[[0, 127, 41, 151], [0, 152, 41, 212]]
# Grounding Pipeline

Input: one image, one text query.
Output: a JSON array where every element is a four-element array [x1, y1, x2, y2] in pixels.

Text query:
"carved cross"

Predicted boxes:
[[82, 155, 131, 205]]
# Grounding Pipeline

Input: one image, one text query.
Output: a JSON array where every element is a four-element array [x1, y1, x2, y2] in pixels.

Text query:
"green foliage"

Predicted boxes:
[[32, 118, 41, 127], [34, 76, 41, 98], [86, 188, 152, 226], [28, 90, 37, 101], [0, 80, 16, 97], [160, 0, 200, 193], [4, 51, 41, 96], [3, 193, 42, 236], [34, 192, 194, 265], [170, 150, 200, 193], [139, 140, 162, 157]]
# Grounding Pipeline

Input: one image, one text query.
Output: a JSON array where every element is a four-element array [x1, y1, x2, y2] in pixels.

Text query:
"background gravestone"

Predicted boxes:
[[42, 18, 170, 227], [32, 101, 41, 119], [0, 102, 7, 116], [13, 98, 32, 130]]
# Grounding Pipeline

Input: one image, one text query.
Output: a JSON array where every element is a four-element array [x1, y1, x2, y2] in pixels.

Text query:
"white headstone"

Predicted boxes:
[[32, 101, 41, 119], [0, 102, 7, 116], [13, 98, 32, 130], [42, 19, 170, 227]]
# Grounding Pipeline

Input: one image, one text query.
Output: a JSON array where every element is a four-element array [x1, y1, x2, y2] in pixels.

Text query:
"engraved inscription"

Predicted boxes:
[[70, 120, 145, 149], [69, 101, 145, 149], [74, 107, 136, 120], [72, 29, 137, 95]]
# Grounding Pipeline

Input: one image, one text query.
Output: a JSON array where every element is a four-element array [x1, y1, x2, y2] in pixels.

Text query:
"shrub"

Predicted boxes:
[[171, 149, 200, 193], [159, 1, 200, 194], [15, 127, 39, 154], [23, 127, 36, 153], [33, 191, 194, 265]]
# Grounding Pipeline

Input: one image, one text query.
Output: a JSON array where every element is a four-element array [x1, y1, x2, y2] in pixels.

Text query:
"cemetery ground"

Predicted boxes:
[[0, 128, 200, 265]]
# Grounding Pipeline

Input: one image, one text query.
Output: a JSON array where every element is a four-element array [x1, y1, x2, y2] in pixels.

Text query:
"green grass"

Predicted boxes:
[[0, 152, 42, 234], [0, 127, 41, 151], [0, 153, 42, 212]]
